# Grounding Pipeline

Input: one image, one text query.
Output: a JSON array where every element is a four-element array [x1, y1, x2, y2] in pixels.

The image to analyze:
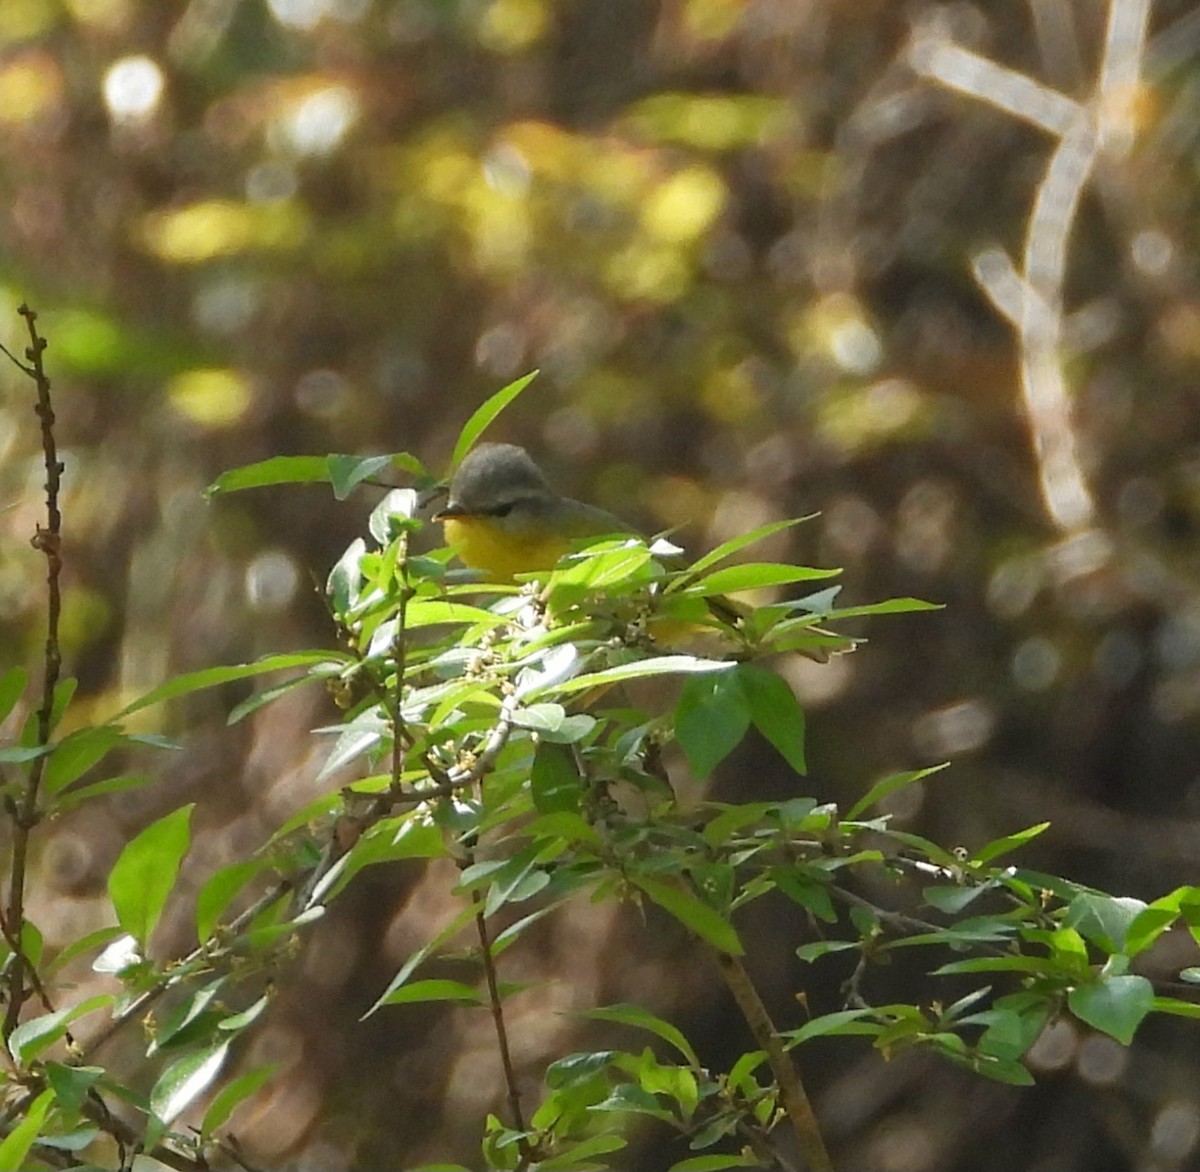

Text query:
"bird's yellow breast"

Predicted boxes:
[[442, 516, 573, 582]]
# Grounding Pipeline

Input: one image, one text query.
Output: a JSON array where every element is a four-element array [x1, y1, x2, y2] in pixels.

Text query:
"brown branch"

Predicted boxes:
[[4, 305, 64, 1038], [712, 950, 833, 1172]]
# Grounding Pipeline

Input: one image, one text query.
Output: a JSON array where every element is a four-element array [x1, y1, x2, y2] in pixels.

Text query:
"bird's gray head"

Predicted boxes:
[[441, 443, 554, 518]]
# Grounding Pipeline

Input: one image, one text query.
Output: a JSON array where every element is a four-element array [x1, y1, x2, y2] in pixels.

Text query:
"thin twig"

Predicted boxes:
[[4, 305, 64, 1038]]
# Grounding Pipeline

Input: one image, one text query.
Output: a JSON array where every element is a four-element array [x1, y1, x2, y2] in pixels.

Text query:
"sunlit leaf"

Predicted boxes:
[[451, 372, 539, 469], [108, 805, 194, 949]]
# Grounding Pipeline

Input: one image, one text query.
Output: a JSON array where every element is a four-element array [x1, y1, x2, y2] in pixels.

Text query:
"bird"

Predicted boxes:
[[433, 442, 634, 582]]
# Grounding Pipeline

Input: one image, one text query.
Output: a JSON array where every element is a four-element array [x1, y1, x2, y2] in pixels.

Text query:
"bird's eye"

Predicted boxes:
[[492, 502, 514, 518]]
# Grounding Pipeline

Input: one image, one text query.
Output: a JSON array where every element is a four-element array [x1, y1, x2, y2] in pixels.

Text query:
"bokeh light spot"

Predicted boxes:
[[0, 53, 62, 125], [277, 84, 359, 156], [168, 368, 253, 428], [641, 165, 726, 244], [103, 55, 164, 122]]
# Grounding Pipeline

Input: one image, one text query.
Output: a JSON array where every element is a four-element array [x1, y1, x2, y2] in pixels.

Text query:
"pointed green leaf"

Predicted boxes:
[[686, 563, 840, 597], [151, 1042, 229, 1123], [108, 805, 194, 949], [736, 663, 805, 775], [118, 653, 339, 718], [578, 1003, 699, 1067], [451, 372, 539, 469], [972, 823, 1051, 867], [0, 1088, 53, 1172], [200, 1063, 278, 1139], [634, 876, 742, 956], [675, 670, 750, 778], [205, 455, 333, 497], [682, 518, 816, 577], [846, 764, 949, 820], [328, 454, 396, 500], [377, 979, 483, 1007]]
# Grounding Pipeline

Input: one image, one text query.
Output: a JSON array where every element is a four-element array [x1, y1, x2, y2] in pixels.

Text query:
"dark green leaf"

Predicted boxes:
[[675, 671, 750, 778], [531, 741, 582, 814], [1068, 975, 1154, 1044], [736, 663, 806, 775], [44, 1063, 104, 1114]]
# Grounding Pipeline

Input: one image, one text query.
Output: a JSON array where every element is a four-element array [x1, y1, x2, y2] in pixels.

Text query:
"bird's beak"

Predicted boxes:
[[432, 502, 469, 522]]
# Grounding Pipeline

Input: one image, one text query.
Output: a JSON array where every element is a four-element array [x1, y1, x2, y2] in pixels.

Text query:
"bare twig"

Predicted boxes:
[[3, 305, 64, 1038]]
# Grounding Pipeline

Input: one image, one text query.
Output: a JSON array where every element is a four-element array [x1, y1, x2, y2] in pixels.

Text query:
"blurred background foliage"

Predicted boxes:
[[3, 1, 1200, 1169]]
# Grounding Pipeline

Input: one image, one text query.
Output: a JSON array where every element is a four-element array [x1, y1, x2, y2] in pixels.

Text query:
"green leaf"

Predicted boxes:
[[196, 858, 274, 943], [53, 773, 155, 814], [578, 1004, 699, 1067], [685, 562, 840, 597], [536, 1134, 627, 1170], [1065, 893, 1147, 954], [736, 663, 806, 775], [670, 1154, 759, 1170], [972, 823, 1051, 867], [634, 876, 743, 956], [7, 997, 112, 1066], [151, 1042, 229, 1123], [43, 725, 126, 797], [0, 1088, 53, 1172], [846, 764, 949, 820], [782, 1008, 882, 1045], [676, 671, 750, 778], [681, 518, 816, 577], [200, 1063, 277, 1139], [118, 652, 338, 718], [1126, 887, 1200, 957], [328, 454, 397, 500], [0, 666, 27, 725], [108, 805, 194, 949], [923, 884, 992, 914], [531, 741, 582, 814], [205, 455, 332, 497], [376, 979, 483, 1008], [534, 655, 734, 699], [44, 1062, 104, 1114], [821, 597, 943, 619], [1068, 974, 1154, 1044], [451, 371, 539, 469]]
